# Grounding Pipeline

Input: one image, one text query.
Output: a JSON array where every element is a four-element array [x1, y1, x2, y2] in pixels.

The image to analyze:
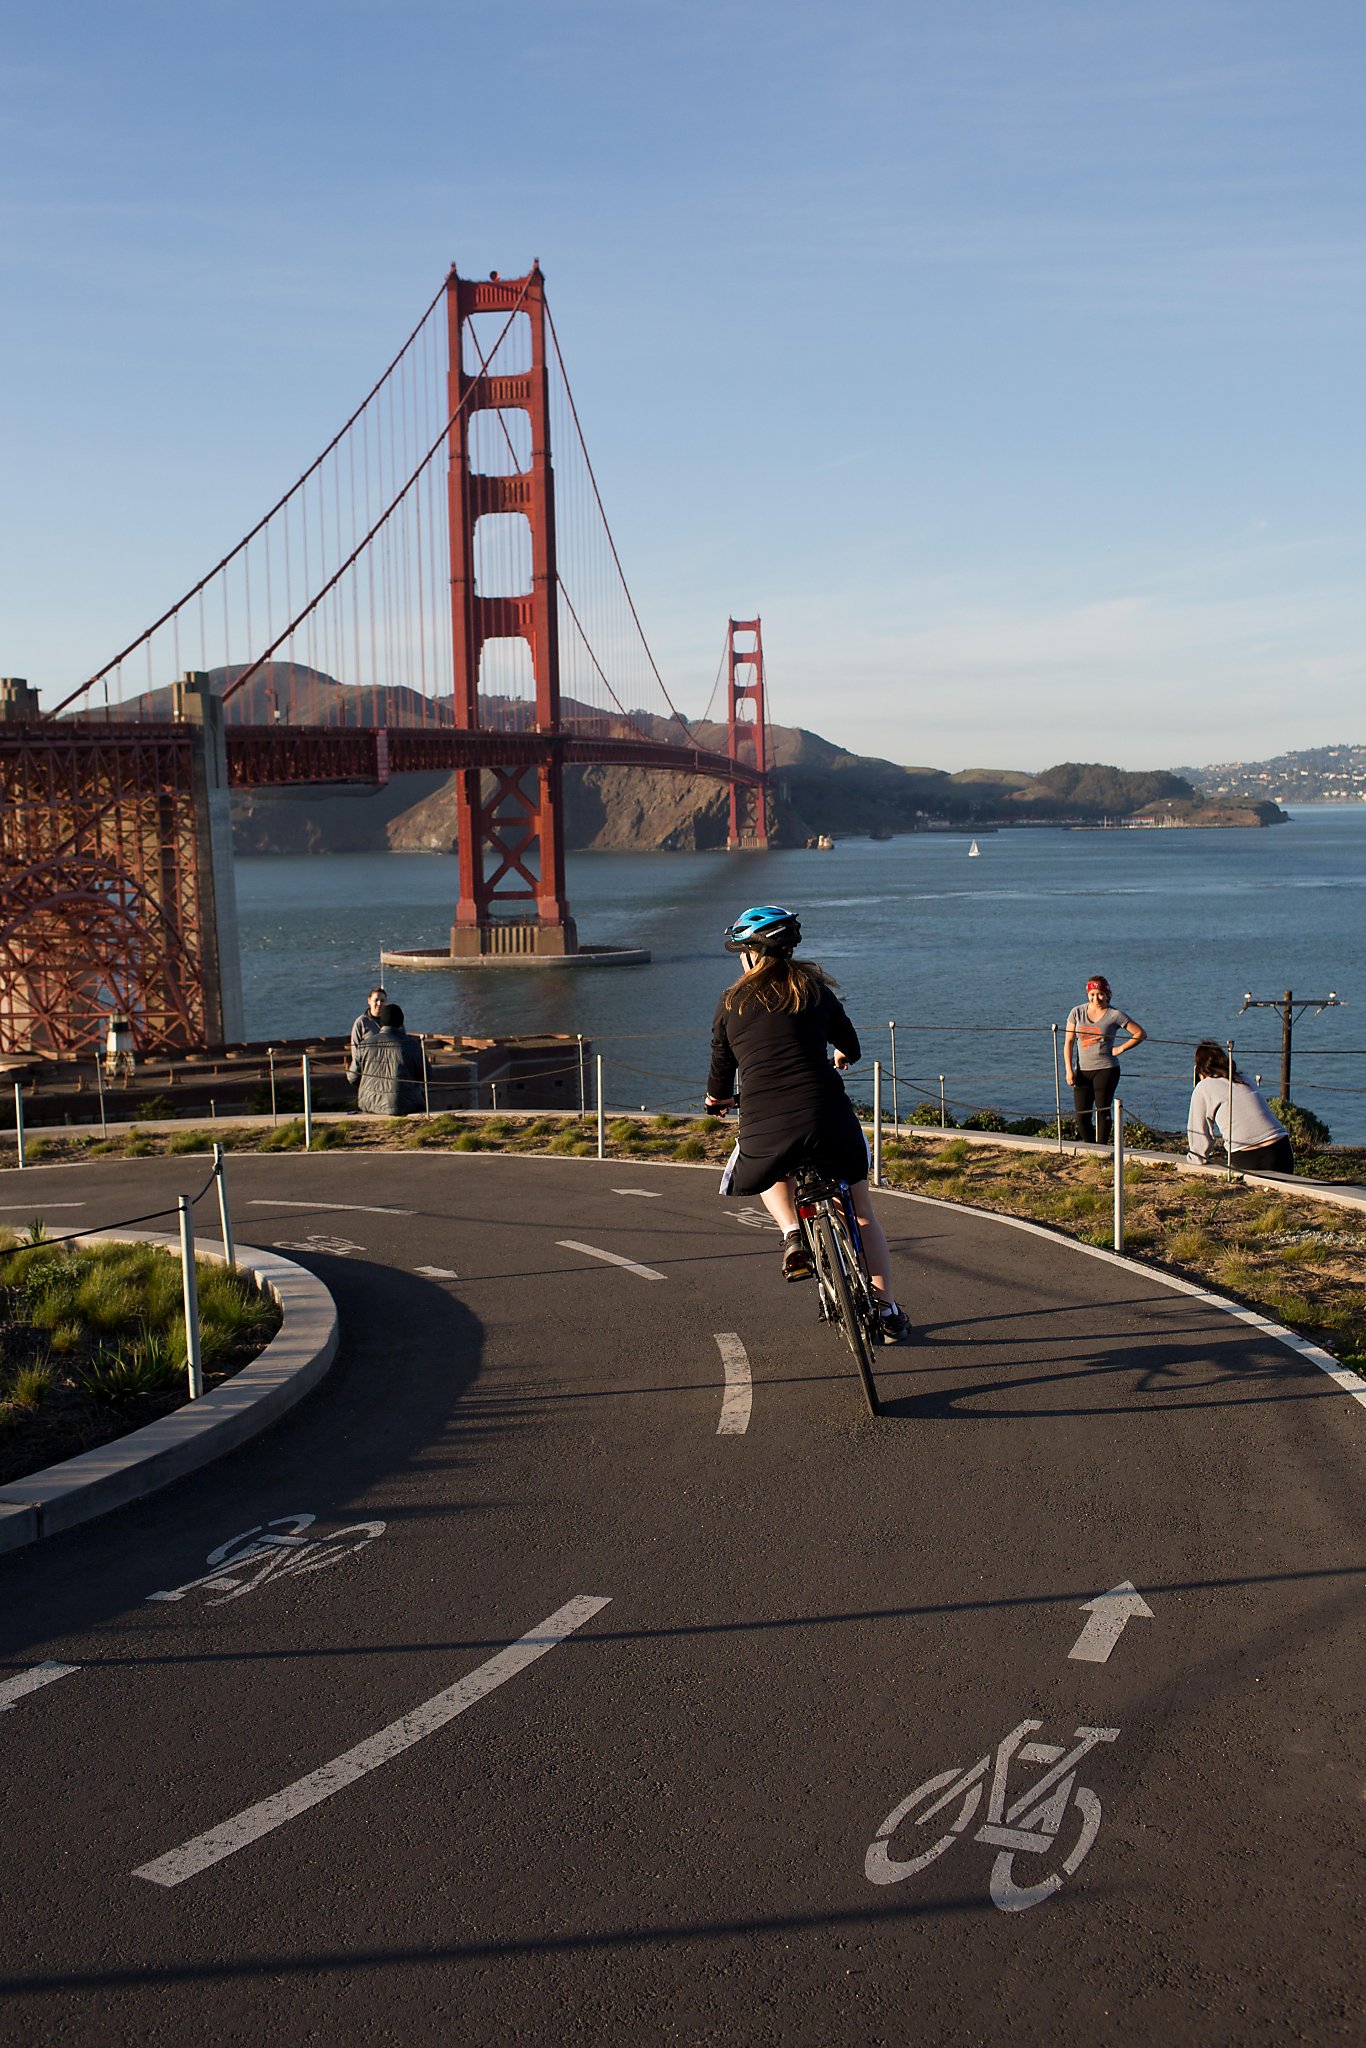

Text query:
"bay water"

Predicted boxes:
[[236, 806, 1366, 1143]]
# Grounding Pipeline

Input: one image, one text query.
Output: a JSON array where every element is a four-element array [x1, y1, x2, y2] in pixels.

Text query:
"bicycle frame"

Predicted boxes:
[[795, 1170, 881, 1416]]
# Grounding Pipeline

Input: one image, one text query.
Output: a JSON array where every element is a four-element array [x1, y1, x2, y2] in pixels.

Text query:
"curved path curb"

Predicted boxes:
[[0, 1235, 338, 1555], [880, 1182, 1366, 1413]]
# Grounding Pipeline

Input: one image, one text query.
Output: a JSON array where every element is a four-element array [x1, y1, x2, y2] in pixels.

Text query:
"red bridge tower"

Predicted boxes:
[[446, 262, 576, 956], [726, 617, 769, 850]]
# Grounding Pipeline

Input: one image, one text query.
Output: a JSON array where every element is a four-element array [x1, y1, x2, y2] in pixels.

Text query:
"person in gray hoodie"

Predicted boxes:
[[347, 1002, 424, 1116]]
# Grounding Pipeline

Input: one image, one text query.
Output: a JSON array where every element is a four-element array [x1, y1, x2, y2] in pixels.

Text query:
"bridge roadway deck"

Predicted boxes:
[[0, 1152, 1362, 2044]]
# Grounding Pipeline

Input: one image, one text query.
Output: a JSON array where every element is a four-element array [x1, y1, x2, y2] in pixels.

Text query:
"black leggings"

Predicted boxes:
[[1072, 1067, 1119, 1144]]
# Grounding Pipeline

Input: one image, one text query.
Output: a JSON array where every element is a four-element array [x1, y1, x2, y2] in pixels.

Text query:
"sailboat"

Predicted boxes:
[[968, 839, 981, 857]]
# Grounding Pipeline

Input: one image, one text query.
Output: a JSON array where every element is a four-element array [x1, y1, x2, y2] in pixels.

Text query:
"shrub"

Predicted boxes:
[[652, 1114, 680, 1132], [908, 1099, 955, 1128], [167, 1129, 213, 1155], [937, 1139, 970, 1166], [1005, 1117, 1048, 1137], [451, 1131, 487, 1151], [1269, 1098, 1331, 1151], [124, 1129, 156, 1157], [673, 1135, 707, 1161], [83, 1326, 182, 1405], [961, 1107, 1009, 1133], [132, 1095, 176, 1122], [310, 1121, 349, 1150], [482, 1115, 513, 1140]]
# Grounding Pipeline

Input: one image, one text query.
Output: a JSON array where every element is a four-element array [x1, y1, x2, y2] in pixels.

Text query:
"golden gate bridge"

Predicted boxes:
[[0, 262, 770, 1057]]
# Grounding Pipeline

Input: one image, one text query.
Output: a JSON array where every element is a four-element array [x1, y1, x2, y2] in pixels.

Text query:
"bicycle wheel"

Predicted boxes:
[[813, 1209, 880, 1416]]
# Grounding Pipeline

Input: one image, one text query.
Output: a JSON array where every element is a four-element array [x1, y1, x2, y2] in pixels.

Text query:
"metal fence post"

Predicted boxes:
[[13, 1082, 26, 1169], [872, 1061, 883, 1187], [213, 1143, 236, 1270], [577, 1034, 586, 1115], [420, 1035, 431, 1116], [887, 1021, 898, 1134], [268, 1046, 277, 1127], [1113, 1101, 1125, 1252], [95, 1057, 107, 1138], [301, 1053, 313, 1151], [939, 1075, 946, 1130], [178, 1194, 204, 1399], [1052, 1022, 1063, 1152], [596, 1055, 605, 1159], [1225, 1040, 1236, 1180]]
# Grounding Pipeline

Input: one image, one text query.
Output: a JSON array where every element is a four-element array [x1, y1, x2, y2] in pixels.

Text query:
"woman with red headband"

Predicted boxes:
[[1063, 975, 1146, 1144]]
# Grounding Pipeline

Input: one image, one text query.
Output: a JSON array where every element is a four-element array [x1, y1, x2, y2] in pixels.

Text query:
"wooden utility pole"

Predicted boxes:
[[1238, 988, 1341, 1102]]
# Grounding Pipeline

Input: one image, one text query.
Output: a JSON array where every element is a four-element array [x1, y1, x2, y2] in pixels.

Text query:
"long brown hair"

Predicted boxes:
[[724, 953, 837, 1015], [1193, 1039, 1242, 1083]]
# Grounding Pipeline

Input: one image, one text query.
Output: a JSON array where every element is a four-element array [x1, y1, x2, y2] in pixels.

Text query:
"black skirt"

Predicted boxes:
[[709, 984, 869, 1196]]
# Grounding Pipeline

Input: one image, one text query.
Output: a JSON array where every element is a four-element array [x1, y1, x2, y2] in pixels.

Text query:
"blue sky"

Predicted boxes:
[[3, 0, 1363, 770]]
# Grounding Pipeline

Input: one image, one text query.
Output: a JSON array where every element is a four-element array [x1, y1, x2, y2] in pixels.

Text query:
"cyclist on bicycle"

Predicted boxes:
[[705, 904, 910, 1343]]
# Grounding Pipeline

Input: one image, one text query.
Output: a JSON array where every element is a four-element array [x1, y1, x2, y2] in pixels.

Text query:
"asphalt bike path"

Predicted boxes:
[[0, 1152, 1362, 2044]]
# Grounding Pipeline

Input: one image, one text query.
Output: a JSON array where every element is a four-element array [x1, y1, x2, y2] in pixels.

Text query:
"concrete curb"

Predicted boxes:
[[0, 1235, 338, 1554]]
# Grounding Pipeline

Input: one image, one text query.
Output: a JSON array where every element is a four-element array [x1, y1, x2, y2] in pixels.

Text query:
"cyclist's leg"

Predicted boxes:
[[759, 1178, 799, 1233], [847, 1179, 893, 1299]]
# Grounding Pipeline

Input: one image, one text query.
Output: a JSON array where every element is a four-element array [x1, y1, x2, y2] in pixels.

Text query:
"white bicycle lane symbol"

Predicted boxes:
[[146, 1514, 387, 1607], [865, 1719, 1120, 1914]]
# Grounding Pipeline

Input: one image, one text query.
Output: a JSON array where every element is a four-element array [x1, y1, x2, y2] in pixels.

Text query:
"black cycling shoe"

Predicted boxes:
[[878, 1303, 912, 1344], [781, 1230, 813, 1282]]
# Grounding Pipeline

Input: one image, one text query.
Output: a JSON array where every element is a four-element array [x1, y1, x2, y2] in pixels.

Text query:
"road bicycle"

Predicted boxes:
[[864, 1717, 1119, 1913], [793, 1165, 882, 1417]]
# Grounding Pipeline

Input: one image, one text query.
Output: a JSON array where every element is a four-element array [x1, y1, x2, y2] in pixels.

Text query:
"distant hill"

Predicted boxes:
[[212, 673, 1283, 850], [1180, 742, 1366, 805]]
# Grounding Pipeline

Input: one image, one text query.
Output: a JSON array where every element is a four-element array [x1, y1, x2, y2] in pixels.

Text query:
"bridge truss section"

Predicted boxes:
[[0, 723, 231, 1057]]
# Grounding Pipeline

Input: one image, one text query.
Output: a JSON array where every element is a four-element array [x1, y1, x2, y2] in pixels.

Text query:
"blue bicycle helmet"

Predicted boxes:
[[724, 904, 802, 954]]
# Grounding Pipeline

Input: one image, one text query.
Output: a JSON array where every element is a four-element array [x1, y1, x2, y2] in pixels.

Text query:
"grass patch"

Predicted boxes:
[[259, 1118, 307, 1151], [7, 1362, 54, 1407], [0, 1242, 280, 1486]]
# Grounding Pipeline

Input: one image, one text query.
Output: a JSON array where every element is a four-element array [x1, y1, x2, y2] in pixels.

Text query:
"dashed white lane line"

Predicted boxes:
[[612, 1188, 662, 1198], [250, 1200, 414, 1216], [133, 1595, 611, 1888], [413, 1265, 459, 1280], [0, 1662, 80, 1711], [557, 1240, 666, 1282], [0, 1203, 85, 1211], [714, 1334, 752, 1436]]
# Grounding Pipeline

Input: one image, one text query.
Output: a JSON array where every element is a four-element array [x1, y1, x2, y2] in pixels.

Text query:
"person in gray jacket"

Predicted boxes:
[[347, 1002, 424, 1116]]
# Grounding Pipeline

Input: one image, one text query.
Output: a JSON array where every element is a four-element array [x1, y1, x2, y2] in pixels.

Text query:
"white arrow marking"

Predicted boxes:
[[0, 1661, 80, 1711], [1068, 1582, 1154, 1664], [612, 1188, 662, 1197], [413, 1265, 459, 1279]]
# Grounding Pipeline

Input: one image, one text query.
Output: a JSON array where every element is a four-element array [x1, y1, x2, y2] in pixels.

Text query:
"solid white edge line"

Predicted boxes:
[[132, 1595, 611, 1888], [557, 1240, 667, 1282], [714, 1333, 752, 1435], [0, 1661, 81, 1710], [879, 1186, 1366, 1412]]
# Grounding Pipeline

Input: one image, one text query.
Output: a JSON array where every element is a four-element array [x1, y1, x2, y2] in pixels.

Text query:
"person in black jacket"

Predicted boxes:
[[705, 904, 909, 1342], [347, 1002, 424, 1117]]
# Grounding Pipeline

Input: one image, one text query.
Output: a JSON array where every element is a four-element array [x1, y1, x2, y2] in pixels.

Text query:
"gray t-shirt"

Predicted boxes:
[[1067, 1005, 1133, 1072]]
